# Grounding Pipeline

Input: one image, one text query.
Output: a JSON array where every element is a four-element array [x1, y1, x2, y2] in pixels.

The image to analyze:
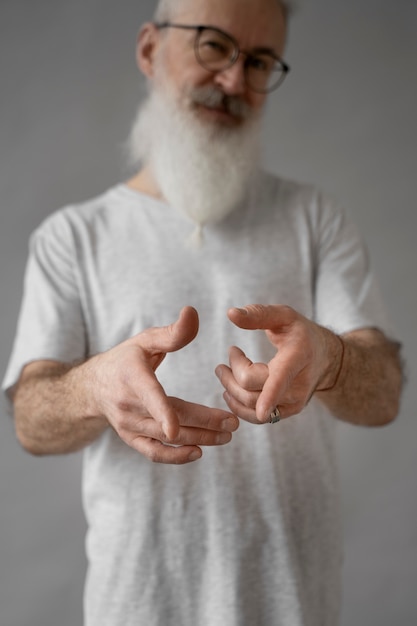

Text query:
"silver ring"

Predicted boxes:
[[269, 407, 281, 424]]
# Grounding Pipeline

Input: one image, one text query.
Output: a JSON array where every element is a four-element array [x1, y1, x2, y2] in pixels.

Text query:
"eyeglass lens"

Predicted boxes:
[[196, 28, 285, 93]]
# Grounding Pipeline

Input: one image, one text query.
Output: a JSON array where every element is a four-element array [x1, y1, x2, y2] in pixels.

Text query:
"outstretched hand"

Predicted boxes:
[[215, 305, 342, 424], [91, 306, 238, 463]]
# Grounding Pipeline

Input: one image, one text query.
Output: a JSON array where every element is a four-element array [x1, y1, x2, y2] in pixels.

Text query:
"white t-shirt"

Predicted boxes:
[[2, 172, 391, 626]]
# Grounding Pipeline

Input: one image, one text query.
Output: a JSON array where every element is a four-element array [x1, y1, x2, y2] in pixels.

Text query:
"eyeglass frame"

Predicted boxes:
[[154, 22, 290, 94]]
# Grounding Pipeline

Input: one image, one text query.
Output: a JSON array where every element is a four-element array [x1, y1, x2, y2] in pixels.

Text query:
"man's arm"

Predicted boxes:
[[215, 305, 403, 426], [315, 327, 402, 425], [11, 359, 108, 455], [11, 307, 238, 464]]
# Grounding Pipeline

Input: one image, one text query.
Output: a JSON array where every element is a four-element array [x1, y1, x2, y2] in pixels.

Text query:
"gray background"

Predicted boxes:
[[0, 1, 416, 625]]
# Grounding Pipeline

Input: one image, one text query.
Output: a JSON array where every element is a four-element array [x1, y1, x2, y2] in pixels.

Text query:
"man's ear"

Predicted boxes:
[[136, 22, 160, 78]]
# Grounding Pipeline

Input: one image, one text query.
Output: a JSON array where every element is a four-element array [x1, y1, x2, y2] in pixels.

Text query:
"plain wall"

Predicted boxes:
[[0, 1, 416, 625]]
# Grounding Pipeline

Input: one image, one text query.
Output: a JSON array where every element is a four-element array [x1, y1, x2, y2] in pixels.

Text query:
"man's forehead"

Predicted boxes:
[[171, 0, 285, 19], [165, 0, 286, 49]]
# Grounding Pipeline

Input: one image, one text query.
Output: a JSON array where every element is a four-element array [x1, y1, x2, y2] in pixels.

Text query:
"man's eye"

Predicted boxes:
[[248, 56, 272, 72], [203, 40, 227, 53]]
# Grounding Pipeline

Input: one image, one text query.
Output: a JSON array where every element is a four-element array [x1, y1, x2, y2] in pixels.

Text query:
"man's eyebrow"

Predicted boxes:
[[249, 46, 280, 59], [198, 24, 280, 57]]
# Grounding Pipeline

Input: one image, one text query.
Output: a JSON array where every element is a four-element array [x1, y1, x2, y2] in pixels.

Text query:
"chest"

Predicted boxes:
[[75, 207, 316, 357]]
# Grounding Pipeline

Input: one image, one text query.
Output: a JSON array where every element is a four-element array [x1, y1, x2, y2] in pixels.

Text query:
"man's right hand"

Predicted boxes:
[[88, 306, 238, 463], [13, 306, 238, 464]]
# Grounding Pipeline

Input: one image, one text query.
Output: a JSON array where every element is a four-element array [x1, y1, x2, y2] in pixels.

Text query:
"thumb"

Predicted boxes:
[[138, 306, 199, 354], [227, 304, 296, 331]]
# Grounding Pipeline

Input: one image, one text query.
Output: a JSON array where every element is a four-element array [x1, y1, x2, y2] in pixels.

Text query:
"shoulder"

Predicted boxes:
[[257, 169, 315, 197], [31, 184, 127, 240], [255, 170, 345, 228]]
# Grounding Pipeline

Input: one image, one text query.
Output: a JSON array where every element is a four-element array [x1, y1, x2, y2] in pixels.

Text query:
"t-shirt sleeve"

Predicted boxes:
[[313, 193, 395, 337], [2, 212, 87, 403]]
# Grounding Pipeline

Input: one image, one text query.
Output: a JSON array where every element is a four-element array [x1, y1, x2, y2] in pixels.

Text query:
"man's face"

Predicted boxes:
[[141, 0, 287, 127], [129, 0, 287, 232]]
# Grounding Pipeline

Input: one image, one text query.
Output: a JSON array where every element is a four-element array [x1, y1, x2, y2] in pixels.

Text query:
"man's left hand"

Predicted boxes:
[[215, 304, 342, 424]]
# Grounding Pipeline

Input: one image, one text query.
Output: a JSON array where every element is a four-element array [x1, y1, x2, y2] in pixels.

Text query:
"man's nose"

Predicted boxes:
[[213, 58, 246, 96]]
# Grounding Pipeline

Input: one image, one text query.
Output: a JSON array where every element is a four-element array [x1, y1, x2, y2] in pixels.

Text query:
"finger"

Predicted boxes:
[[227, 304, 296, 332], [223, 392, 261, 425], [255, 371, 287, 422], [224, 386, 299, 424], [255, 351, 308, 422], [215, 364, 260, 410], [136, 368, 181, 440], [224, 387, 286, 425], [256, 395, 307, 422], [138, 306, 199, 354], [131, 437, 203, 465], [131, 418, 233, 447], [170, 397, 239, 432], [228, 346, 269, 390]]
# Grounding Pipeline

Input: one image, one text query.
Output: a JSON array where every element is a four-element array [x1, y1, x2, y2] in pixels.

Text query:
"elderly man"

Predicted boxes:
[[3, 0, 402, 624]]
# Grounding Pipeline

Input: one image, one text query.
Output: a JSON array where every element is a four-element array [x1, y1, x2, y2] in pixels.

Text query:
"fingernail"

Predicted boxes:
[[217, 432, 232, 444], [189, 450, 201, 462], [236, 307, 248, 315], [221, 416, 238, 432]]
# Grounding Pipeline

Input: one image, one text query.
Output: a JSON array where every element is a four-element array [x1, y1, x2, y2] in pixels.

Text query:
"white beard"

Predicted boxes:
[[127, 81, 261, 238]]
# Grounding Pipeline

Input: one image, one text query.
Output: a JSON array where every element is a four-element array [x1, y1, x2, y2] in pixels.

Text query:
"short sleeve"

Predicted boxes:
[[313, 194, 394, 336], [2, 212, 87, 400]]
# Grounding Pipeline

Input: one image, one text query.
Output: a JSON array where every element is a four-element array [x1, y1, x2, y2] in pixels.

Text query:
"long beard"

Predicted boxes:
[[127, 82, 261, 235]]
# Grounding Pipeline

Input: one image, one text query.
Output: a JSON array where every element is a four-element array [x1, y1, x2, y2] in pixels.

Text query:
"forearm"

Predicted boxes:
[[316, 328, 403, 426], [10, 308, 238, 465], [12, 359, 108, 456], [218, 306, 404, 427]]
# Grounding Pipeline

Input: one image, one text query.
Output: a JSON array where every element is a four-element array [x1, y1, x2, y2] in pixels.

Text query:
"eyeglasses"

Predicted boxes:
[[154, 22, 290, 94]]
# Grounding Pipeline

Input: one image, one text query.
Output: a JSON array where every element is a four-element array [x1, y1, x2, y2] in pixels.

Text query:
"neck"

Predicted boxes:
[[126, 166, 163, 200]]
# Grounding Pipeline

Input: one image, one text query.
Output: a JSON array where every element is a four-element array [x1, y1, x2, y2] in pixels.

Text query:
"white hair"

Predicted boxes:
[[153, 0, 183, 21], [127, 74, 262, 243], [153, 0, 294, 22]]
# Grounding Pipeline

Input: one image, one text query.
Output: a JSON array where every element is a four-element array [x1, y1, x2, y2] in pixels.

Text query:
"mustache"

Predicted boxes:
[[189, 86, 252, 120]]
